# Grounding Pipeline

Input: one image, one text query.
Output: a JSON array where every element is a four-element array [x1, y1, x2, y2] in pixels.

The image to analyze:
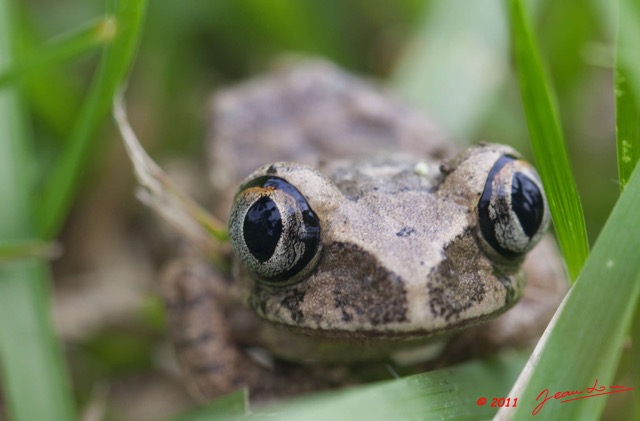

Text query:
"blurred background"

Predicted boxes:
[[9, 0, 618, 419]]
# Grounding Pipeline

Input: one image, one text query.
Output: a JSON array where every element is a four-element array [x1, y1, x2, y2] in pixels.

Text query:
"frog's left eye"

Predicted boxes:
[[478, 156, 550, 260], [229, 176, 322, 285]]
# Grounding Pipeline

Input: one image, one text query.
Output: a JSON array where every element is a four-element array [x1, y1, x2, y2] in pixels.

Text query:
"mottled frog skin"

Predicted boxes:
[[160, 61, 567, 402]]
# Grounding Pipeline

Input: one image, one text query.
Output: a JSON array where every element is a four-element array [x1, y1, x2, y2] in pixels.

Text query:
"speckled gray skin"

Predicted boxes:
[[160, 61, 567, 402]]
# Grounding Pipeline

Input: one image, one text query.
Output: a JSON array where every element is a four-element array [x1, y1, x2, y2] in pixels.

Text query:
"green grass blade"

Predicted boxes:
[[615, 0, 640, 417], [172, 353, 527, 421], [17, 15, 85, 138], [169, 391, 247, 421], [632, 302, 640, 417], [506, 0, 589, 281], [0, 262, 77, 421], [0, 17, 115, 89], [615, 0, 640, 190], [0, 12, 30, 238], [615, 72, 640, 190], [496, 161, 640, 420], [0, 240, 60, 261], [36, 0, 147, 240], [0, 1, 76, 420]]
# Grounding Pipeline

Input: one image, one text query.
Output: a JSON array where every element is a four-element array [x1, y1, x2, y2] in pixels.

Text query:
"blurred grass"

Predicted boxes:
[[36, 0, 147, 240], [170, 391, 247, 421], [0, 0, 77, 418], [391, 0, 508, 140], [506, 0, 589, 282], [0, 240, 59, 261], [615, 0, 640, 190], [173, 353, 527, 421], [0, 17, 114, 89], [1, 0, 146, 419], [615, 0, 640, 412]]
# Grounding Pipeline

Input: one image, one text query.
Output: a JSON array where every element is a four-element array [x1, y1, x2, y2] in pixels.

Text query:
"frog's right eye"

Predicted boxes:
[[229, 175, 322, 286], [478, 156, 550, 261]]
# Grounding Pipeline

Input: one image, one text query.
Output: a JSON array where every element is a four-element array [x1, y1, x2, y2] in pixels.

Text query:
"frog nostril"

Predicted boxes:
[[396, 226, 416, 237]]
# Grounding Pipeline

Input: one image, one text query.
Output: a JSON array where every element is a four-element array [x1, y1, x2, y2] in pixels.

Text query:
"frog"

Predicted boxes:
[[158, 60, 567, 403]]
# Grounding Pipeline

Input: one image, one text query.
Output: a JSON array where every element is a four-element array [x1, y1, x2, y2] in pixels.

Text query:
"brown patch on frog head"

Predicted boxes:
[[248, 241, 408, 331], [427, 232, 521, 323], [322, 242, 408, 325], [428, 234, 488, 322]]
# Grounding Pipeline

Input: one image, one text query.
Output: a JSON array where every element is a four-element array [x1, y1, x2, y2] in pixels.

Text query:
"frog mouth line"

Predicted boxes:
[[265, 306, 513, 341]]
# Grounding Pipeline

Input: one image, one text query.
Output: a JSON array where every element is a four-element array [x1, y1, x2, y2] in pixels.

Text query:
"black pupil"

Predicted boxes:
[[511, 173, 544, 237], [243, 196, 282, 262]]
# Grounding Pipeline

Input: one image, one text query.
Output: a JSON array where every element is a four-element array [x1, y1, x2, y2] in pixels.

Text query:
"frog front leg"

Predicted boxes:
[[160, 257, 346, 401], [160, 257, 265, 401]]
